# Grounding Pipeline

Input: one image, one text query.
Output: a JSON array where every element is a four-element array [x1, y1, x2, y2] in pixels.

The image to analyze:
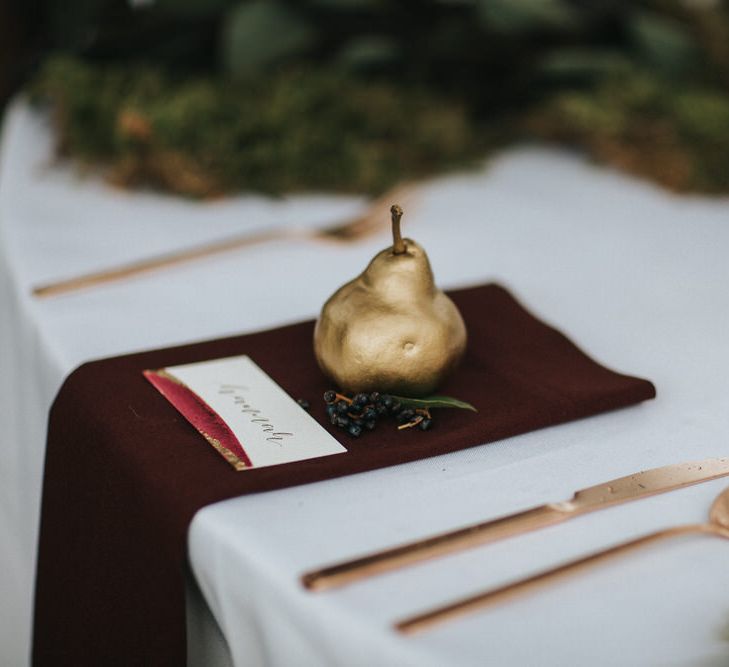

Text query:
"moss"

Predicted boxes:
[[29, 54, 729, 197], [30, 56, 484, 197], [528, 70, 729, 193]]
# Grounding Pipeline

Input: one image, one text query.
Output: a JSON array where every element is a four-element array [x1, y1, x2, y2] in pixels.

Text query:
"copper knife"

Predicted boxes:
[[301, 458, 729, 592]]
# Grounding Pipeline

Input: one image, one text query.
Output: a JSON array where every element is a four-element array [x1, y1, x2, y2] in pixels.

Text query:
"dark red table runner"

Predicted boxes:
[[32, 284, 655, 666]]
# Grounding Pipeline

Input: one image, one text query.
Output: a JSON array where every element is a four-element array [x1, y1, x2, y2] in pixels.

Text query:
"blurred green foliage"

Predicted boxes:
[[28, 0, 729, 195], [32, 56, 480, 195], [532, 73, 729, 193]]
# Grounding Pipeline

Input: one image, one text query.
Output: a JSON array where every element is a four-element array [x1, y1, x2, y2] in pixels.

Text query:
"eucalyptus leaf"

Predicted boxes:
[[391, 395, 477, 412], [477, 0, 578, 33], [336, 36, 399, 72], [221, 1, 316, 76], [628, 11, 699, 76], [539, 49, 632, 81], [310, 0, 380, 7], [153, 0, 233, 18]]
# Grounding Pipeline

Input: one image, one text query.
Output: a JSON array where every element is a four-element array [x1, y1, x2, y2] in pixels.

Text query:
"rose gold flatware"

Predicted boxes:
[[396, 482, 729, 634], [301, 458, 729, 592], [32, 182, 416, 298]]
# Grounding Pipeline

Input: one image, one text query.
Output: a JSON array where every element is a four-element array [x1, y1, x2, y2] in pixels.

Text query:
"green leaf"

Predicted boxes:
[[391, 395, 478, 412], [336, 36, 399, 72], [310, 0, 380, 7], [539, 49, 632, 82], [628, 11, 699, 76], [153, 0, 233, 18], [477, 0, 578, 34], [221, 1, 316, 76]]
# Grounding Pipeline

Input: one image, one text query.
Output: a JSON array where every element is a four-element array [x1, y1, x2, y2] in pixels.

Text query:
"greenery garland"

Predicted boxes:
[[32, 57, 485, 196], [27, 0, 729, 197]]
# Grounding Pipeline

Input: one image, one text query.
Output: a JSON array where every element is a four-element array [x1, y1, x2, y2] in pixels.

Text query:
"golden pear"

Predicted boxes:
[[314, 205, 467, 396]]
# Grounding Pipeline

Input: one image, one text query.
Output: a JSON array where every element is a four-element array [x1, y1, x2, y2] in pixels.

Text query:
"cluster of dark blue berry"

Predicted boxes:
[[323, 390, 432, 438]]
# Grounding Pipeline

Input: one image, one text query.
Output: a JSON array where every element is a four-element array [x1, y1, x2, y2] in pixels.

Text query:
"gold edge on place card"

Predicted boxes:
[[200, 430, 250, 471]]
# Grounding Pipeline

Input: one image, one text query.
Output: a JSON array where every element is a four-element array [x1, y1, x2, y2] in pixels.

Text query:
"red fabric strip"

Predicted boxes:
[[143, 370, 253, 468]]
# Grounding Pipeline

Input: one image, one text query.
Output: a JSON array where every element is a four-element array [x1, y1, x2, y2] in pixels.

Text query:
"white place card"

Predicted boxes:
[[148, 355, 346, 470]]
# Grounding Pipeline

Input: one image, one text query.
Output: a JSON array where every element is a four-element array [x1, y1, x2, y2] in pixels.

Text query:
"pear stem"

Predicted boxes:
[[391, 204, 406, 254]]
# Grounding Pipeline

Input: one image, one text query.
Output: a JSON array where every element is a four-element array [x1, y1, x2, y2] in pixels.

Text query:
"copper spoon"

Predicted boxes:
[[396, 485, 729, 635]]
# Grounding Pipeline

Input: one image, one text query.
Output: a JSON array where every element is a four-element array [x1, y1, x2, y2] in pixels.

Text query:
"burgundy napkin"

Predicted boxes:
[[32, 284, 655, 666]]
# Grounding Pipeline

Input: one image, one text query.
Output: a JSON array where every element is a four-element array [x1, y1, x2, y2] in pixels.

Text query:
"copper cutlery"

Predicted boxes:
[[301, 458, 729, 592], [396, 480, 729, 634], [32, 182, 415, 298]]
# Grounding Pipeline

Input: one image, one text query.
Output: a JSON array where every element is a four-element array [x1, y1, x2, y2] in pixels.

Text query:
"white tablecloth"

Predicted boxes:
[[2, 99, 729, 666]]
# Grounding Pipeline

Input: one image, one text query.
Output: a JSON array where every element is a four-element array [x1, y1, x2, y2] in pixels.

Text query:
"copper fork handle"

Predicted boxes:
[[395, 523, 720, 635], [32, 228, 287, 298]]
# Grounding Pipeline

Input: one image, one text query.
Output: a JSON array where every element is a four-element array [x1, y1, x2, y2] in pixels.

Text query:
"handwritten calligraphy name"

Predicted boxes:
[[218, 384, 294, 444]]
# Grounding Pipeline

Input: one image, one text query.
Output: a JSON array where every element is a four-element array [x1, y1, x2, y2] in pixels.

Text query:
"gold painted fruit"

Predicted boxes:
[[314, 205, 467, 396]]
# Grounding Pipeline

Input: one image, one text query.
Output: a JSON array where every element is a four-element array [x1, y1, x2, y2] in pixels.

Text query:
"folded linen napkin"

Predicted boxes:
[[32, 284, 655, 666]]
